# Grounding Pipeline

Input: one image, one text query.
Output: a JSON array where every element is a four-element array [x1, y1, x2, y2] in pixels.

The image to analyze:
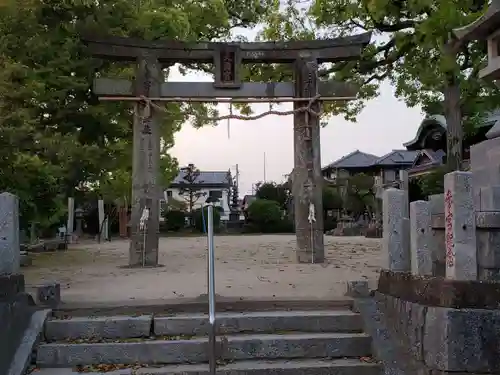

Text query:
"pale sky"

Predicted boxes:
[[169, 28, 425, 196]]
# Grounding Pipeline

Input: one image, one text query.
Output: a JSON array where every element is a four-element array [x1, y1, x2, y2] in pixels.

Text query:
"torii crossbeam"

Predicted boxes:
[[83, 33, 371, 266]]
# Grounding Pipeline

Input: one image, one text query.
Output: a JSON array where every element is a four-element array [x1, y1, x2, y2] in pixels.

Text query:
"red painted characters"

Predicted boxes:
[[444, 189, 455, 267]]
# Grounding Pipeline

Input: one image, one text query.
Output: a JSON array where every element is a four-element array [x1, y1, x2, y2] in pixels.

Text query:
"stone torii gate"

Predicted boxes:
[[83, 33, 371, 267]]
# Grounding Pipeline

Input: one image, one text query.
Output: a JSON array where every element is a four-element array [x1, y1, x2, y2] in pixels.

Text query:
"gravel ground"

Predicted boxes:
[[23, 235, 383, 304]]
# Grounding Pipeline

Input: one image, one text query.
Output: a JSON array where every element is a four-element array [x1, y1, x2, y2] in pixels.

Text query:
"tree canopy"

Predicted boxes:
[[0, 0, 273, 233]]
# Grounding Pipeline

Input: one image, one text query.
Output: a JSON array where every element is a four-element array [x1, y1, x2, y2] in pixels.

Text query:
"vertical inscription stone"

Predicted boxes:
[[129, 55, 161, 267], [0, 192, 20, 274], [410, 200, 432, 275], [292, 58, 324, 263], [383, 188, 410, 271], [443, 171, 477, 280]]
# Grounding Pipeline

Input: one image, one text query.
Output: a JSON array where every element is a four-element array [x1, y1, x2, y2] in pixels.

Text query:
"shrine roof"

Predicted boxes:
[[404, 110, 500, 149], [453, 1, 500, 42]]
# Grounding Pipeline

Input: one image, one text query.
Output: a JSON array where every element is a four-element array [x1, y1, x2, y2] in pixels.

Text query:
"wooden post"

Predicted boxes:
[[293, 58, 324, 263], [129, 55, 161, 267]]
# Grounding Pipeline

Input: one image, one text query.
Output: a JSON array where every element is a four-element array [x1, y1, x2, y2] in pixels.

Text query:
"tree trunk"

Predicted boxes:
[[443, 44, 463, 171]]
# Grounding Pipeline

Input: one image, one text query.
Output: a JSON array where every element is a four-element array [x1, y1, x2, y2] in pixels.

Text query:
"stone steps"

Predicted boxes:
[[36, 308, 380, 374], [44, 310, 364, 341], [37, 332, 372, 366], [33, 358, 380, 375]]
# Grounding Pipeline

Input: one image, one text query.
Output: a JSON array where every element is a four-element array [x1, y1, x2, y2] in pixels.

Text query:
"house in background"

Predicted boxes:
[[162, 170, 233, 221], [321, 149, 418, 187]]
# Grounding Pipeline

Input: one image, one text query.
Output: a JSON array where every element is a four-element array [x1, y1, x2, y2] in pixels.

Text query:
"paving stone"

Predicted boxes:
[[154, 310, 362, 336], [36, 333, 372, 366], [45, 315, 153, 341]]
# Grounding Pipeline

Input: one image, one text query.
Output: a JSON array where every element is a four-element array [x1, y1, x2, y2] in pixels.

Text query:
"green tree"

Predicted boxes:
[[418, 166, 448, 197], [259, 0, 497, 170], [255, 181, 290, 210], [247, 199, 283, 233], [322, 186, 343, 212], [342, 173, 376, 219], [0, 0, 273, 232]]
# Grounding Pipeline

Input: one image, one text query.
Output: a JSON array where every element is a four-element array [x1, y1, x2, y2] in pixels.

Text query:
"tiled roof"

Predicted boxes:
[[324, 150, 380, 169], [171, 170, 232, 185], [375, 150, 419, 166], [323, 149, 417, 170]]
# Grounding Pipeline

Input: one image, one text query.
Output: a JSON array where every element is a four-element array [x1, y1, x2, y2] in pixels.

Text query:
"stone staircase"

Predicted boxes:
[[32, 304, 381, 375]]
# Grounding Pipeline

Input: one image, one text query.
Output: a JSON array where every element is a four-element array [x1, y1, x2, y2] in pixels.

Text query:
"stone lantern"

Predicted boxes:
[[74, 207, 85, 238], [453, 0, 500, 80]]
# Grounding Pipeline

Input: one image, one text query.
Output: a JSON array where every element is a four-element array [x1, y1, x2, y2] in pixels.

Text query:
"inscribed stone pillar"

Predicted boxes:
[[67, 197, 74, 243], [128, 54, 161, 267], [0, 192, 20, 275], [383, 188, 410, 271], [444, 171, 477, 280], [410, 200, 432, 275], [292, 57, 324, 263]]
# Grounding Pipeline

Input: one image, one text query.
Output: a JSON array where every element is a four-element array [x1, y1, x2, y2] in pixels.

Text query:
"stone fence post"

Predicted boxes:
[[444, 171, 477, 280], [409, 200, 432, 276], [383, 188, 410, 271]]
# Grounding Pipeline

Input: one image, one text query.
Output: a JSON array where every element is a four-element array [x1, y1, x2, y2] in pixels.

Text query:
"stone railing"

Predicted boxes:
[[367, 171, 500, 375], [384, 170, 500, 281]]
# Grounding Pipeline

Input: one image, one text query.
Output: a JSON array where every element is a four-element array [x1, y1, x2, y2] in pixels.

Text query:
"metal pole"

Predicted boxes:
[[207, 205, 217, 375]]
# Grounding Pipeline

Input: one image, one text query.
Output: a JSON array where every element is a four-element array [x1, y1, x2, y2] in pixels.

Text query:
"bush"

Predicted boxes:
[[247, 199, 283, 233], [192, 206, 221, 232], [163, 209, 186, 232]]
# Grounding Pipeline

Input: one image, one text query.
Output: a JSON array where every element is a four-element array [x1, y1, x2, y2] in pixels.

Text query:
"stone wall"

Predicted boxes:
[[367, 271, 500, 375], [373, 166, 500, 374]]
